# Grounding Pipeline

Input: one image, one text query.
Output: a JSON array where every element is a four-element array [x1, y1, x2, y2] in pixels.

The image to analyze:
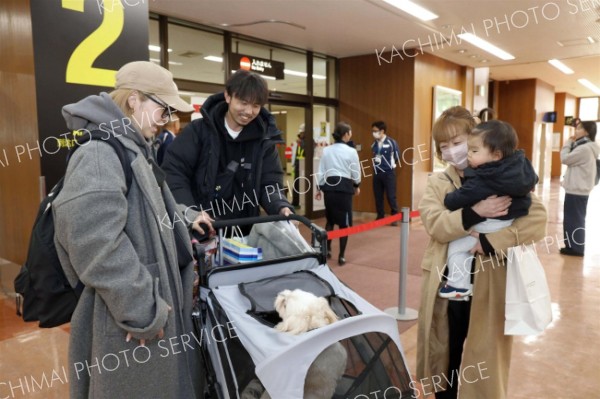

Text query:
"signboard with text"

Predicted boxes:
[[229, 53, 285, 80]]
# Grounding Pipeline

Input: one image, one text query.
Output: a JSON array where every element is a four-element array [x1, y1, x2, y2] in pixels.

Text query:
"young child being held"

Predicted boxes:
[[439, 120, 538, 299]]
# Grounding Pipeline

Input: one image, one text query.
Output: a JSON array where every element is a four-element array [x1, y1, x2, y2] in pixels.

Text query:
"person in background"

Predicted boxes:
[[315, 122, 361, 266], [162, 70, 294, 236], [417, 106, 547, 399], [371, 121, 400, 226], [291, 123, 305, 208], [155, 115, 180, 166], [54, 61, 202, 398], [560, 121, 599, 256]]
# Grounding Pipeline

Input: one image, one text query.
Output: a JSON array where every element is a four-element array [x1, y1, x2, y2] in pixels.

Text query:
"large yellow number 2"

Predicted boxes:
[[62, 0, 124, 87]]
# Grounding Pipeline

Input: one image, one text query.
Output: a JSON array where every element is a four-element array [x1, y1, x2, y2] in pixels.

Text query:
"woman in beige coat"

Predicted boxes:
[[416, 107, 547, 399]]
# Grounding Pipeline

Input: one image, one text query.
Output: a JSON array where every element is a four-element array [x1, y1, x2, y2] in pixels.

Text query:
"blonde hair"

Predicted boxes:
[[431, 106, 476, 159], [109, 89, 149, 117]]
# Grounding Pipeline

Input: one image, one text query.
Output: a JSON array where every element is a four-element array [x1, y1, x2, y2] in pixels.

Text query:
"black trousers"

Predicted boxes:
[[324, 190, 353, 257], [563, 193, 588, 254], [373, 170, 398, 219], [435, 300, 471, 399]]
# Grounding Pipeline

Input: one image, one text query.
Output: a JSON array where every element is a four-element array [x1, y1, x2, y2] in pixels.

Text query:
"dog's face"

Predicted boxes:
[[274, 289, 338, 335]]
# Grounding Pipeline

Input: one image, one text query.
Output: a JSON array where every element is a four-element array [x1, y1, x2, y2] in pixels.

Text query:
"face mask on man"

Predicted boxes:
[[441, 142, 468, 170]]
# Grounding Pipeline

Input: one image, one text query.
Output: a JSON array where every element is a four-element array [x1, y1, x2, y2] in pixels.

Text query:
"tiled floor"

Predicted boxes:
[[0, 178, 598, 398]]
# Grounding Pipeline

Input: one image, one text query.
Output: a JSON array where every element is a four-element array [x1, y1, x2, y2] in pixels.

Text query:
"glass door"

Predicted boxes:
[[269, 104, 308, 215]]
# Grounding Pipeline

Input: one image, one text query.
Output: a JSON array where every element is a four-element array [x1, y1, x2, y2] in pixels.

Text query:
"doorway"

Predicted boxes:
[[269, 104, 308, 215]]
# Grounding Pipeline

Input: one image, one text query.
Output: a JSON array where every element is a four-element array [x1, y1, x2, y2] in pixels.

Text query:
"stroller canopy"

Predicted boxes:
[[211, 264, 410, 398]]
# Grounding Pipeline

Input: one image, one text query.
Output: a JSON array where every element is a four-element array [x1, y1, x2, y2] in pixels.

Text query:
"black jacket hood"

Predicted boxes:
[[200, 92, 283, 143]]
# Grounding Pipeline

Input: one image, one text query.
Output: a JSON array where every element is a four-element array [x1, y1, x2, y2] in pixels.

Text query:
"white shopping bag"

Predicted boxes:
[[504, 244, 552, 335]]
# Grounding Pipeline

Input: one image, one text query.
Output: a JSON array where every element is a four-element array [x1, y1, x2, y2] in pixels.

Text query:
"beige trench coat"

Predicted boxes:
[[416, 166, 547, 398]]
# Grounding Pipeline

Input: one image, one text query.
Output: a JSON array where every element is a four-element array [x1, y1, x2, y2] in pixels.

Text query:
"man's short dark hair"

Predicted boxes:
[[371, 121, 387, 132], [471, 120, 518, 158], [580, 121, 597, 142], [226, 70, 269, 106]]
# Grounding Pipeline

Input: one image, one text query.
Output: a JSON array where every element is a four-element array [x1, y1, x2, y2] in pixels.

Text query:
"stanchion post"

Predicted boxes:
[[385, 207, 418, 321]]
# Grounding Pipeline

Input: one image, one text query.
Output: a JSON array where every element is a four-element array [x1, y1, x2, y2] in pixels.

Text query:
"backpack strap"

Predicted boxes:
[[68, 130, 133, 192]]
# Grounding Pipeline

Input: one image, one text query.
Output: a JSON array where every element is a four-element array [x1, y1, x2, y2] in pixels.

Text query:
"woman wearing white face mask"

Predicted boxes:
[[416, 106, 547, 399]]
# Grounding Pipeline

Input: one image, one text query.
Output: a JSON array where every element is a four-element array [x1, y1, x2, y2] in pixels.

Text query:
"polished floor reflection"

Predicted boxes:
[[0, 179, 598, 398]]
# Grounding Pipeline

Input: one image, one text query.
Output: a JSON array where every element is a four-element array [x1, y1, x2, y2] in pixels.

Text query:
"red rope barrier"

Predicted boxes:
[[326, 210, 420, 239]]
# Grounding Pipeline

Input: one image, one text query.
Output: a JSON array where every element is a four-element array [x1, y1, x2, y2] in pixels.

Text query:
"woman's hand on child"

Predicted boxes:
[[472, 195, 511, 218]]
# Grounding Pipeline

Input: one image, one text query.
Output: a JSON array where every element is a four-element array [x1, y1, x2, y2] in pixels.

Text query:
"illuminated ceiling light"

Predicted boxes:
[[284, 69, 307, 77], [148, 44, 172, 53], [231, 70, 275, 80], [381, 0, 438, 21], [283, 69, 327, 80], [548, 59, 574, 75], [587, 36, 595, 44], [578, 79, 600, 94], [457, 33, 515, 60], [168, 61, 183, 66], [204, 55, 224, 62]]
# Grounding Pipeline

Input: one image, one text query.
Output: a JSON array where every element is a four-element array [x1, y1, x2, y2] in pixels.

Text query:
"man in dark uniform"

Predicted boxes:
[[371, 121, 400, 225]]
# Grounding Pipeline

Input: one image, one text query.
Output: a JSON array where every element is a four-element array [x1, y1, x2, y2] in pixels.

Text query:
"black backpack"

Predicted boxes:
[[14, 131, 133, 328]]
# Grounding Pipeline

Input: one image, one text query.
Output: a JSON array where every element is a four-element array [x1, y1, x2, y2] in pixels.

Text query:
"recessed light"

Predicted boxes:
[[381, 0, 438, 21], [480, 59, 489, 63], [469, 54, 478, 58], [457, 49, 467, 54], [204, 55, 223, 62], [148, 45, 173, 53], [578, 79, 600, 95], [548, 59, 574, 75], [587, 36, 595, 44], [457, 33, 515, 60]]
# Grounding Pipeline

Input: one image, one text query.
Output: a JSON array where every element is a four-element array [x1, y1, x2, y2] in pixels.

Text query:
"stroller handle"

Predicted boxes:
[[212, 214, 328, 246]]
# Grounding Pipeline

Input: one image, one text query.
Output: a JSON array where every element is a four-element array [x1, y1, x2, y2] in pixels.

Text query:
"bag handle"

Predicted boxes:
[[443, 171, 459, 191]]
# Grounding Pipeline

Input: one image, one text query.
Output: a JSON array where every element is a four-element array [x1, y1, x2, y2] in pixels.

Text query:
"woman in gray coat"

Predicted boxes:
[[54, 61, 203, 398]]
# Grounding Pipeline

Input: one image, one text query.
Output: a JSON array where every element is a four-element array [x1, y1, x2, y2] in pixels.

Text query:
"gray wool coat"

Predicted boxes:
[[54, 93, 202, 398]]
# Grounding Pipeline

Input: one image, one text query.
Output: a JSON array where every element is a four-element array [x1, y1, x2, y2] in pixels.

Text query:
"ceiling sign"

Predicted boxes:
[[230, 53, 285, 80]]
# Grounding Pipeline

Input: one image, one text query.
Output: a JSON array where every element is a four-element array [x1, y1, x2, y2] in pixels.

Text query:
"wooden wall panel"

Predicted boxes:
[[0, 0, 40, 264], [497, 79, 537, 159], [552, 93, 576, 177], [339, 53, 415, 213], [534, 79, 555, 184], [412, 54, 469, 208]]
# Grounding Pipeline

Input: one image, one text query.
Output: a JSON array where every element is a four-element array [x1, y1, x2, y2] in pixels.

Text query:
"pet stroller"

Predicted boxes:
[[193, 214, 416, 399]]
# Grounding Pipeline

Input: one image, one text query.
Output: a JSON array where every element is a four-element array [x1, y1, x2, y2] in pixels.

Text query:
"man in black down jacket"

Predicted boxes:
[[162, 70, 293, 235]]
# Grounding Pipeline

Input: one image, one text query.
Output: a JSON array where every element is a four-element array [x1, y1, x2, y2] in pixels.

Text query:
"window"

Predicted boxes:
[[313, 56, 337, 98], [579, 97, 599, 121], [168, 24, 224, 84], [148, 19, 159, 63]]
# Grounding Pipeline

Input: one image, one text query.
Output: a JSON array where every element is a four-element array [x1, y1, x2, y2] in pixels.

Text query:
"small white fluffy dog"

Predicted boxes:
[[266, 289, 348, 399]]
